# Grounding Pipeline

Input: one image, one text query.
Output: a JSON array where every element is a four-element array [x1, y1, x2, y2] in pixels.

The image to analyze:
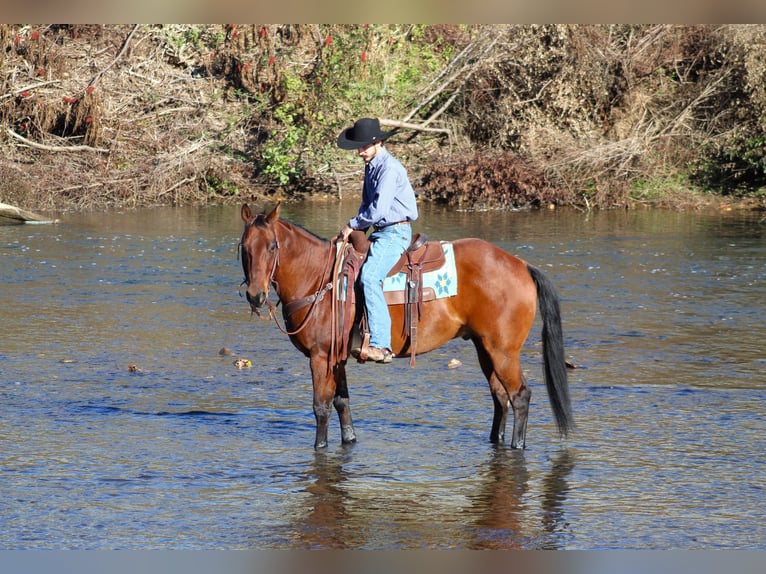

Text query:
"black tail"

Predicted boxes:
[[527, 264, 574, 437]]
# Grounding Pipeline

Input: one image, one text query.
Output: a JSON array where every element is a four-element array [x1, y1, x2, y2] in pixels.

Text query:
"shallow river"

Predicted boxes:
[[1, 200, 764, 549]]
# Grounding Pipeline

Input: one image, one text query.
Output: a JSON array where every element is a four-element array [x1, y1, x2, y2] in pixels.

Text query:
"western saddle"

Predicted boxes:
[[341, 230, 446, 366]]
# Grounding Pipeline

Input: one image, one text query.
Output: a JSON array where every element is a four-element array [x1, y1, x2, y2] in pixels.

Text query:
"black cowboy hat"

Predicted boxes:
[[336, 118, 393, 150]]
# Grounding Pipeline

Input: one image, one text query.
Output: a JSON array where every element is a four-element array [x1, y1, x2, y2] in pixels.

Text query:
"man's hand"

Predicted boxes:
[[339, 224, 353, 241]]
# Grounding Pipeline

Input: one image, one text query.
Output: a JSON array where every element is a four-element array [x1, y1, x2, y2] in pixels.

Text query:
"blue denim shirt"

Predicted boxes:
[[348, 147, 418, 230]]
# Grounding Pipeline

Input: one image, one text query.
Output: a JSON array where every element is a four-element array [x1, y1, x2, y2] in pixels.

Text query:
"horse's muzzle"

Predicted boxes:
[[246, 290, 267, 309]]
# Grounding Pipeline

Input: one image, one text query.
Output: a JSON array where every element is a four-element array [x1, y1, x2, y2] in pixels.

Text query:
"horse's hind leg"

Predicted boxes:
[[509, 374, 531, 449], [474, 341, 510, 443], [332, 363, 357, 445], [495, 357, 530, 449], [474, 339, 530, 448], [489, 373, 510, 443]]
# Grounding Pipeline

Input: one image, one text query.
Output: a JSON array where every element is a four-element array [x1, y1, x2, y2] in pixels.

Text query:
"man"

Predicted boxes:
[[337, 118, 419, 364]]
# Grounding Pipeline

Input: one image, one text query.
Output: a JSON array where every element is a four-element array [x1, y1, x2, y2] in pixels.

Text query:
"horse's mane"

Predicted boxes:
[[277, 218, 332, 245], [244, 212, 332, 250]]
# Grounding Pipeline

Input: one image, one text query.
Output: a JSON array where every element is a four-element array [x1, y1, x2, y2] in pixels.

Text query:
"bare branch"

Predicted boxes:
[[379, 119, 450, 135], [0, 80, 61, 101], [7, 129, 109, 153], [88, 24, 140, 88], [398, 29, 505, 138]]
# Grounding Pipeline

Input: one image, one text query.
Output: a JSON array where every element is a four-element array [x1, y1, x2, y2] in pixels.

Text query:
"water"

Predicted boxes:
[[1, 201, 764, 549]]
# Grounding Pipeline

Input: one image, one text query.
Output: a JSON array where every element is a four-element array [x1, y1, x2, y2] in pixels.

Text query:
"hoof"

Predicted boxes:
[[341, 427, 357, 444]]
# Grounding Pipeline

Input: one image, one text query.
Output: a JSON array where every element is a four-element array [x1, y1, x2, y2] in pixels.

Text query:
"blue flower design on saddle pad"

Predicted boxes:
[[382, 242, 458, 299], [434, 272, 452, 296]]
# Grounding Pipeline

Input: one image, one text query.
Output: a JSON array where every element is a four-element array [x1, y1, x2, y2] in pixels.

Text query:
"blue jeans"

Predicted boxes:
[[361, 223, 412, 349]]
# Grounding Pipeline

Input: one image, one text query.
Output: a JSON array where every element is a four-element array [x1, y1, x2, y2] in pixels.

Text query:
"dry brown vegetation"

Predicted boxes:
[[1, 24, 765, 213], [436, 25, 766, 209], [0, 24, 267, 211]]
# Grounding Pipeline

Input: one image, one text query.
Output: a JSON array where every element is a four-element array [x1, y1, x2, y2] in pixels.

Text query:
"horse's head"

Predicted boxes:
[[239, 202, 281, 312]]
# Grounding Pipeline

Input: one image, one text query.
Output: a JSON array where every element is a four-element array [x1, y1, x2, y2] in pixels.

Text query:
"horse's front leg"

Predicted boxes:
[[310, 357, 333, 449], [332, 362, 357, 445], [310, 355, 356, 449]]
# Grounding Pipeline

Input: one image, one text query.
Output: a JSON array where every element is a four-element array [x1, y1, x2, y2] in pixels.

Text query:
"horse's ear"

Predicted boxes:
[[241, 204, 253, 223], [265, 201, 282, 224]]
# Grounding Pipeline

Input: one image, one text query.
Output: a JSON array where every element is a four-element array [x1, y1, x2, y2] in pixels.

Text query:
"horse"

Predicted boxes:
[[238, 203, 574, 450]]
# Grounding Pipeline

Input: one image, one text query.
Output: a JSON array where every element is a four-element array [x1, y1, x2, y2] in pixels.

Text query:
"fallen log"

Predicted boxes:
[[0, 202, 59, 224]]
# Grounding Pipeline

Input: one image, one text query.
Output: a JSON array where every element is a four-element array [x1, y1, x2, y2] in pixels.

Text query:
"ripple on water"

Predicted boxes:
[[1, 206, 764, 549]]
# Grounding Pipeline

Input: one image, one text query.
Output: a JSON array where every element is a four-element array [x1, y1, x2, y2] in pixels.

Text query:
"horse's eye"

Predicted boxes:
[[268, 240, 277, 252]]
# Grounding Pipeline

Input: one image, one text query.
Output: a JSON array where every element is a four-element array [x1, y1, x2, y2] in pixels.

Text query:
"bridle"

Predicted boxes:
[[239, 218, 345, 340]]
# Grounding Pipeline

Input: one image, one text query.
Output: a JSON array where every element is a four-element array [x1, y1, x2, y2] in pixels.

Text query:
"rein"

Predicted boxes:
[[240, 217, 351, 372], [251, 223, 344, 339], [268, 237, 350, 373]]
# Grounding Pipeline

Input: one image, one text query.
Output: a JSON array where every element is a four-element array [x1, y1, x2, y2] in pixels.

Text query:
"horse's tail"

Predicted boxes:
[[527, 263, 574, 437]]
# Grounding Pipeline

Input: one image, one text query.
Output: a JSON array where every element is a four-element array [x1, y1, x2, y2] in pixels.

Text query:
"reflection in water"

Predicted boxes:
[[467, 447, 575, 549], [467, 447, 530, 549], [295, 452, 354, 549], [294, 446, 575, 549], [2, 204, 764, 549], [539, 449, 576, 548]]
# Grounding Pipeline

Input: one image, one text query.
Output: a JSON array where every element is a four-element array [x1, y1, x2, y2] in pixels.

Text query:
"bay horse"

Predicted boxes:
[[238, 203, 573, 450]]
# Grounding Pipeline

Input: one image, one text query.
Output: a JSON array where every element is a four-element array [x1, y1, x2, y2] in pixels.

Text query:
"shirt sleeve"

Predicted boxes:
[[349, 163, 398, 229], [348, 149, 418, 230]]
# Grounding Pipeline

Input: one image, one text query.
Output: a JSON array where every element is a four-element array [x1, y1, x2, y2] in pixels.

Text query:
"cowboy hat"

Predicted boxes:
[[336, 118, 393, 150]]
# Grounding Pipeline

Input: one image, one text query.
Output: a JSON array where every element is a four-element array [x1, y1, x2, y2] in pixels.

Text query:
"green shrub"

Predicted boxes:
[[691, 131, 766, 195]]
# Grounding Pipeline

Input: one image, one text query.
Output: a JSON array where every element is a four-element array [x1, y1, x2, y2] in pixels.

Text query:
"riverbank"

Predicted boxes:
[[2, 25, 766, 216], [1, 180, 763, 221]]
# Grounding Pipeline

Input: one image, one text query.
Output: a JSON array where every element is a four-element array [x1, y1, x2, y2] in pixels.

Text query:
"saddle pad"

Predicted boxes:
[[383, 241, 457, 299]]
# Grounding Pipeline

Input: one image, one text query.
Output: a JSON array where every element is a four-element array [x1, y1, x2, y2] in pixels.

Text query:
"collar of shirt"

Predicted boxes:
[[365, 147, 390, 178]]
